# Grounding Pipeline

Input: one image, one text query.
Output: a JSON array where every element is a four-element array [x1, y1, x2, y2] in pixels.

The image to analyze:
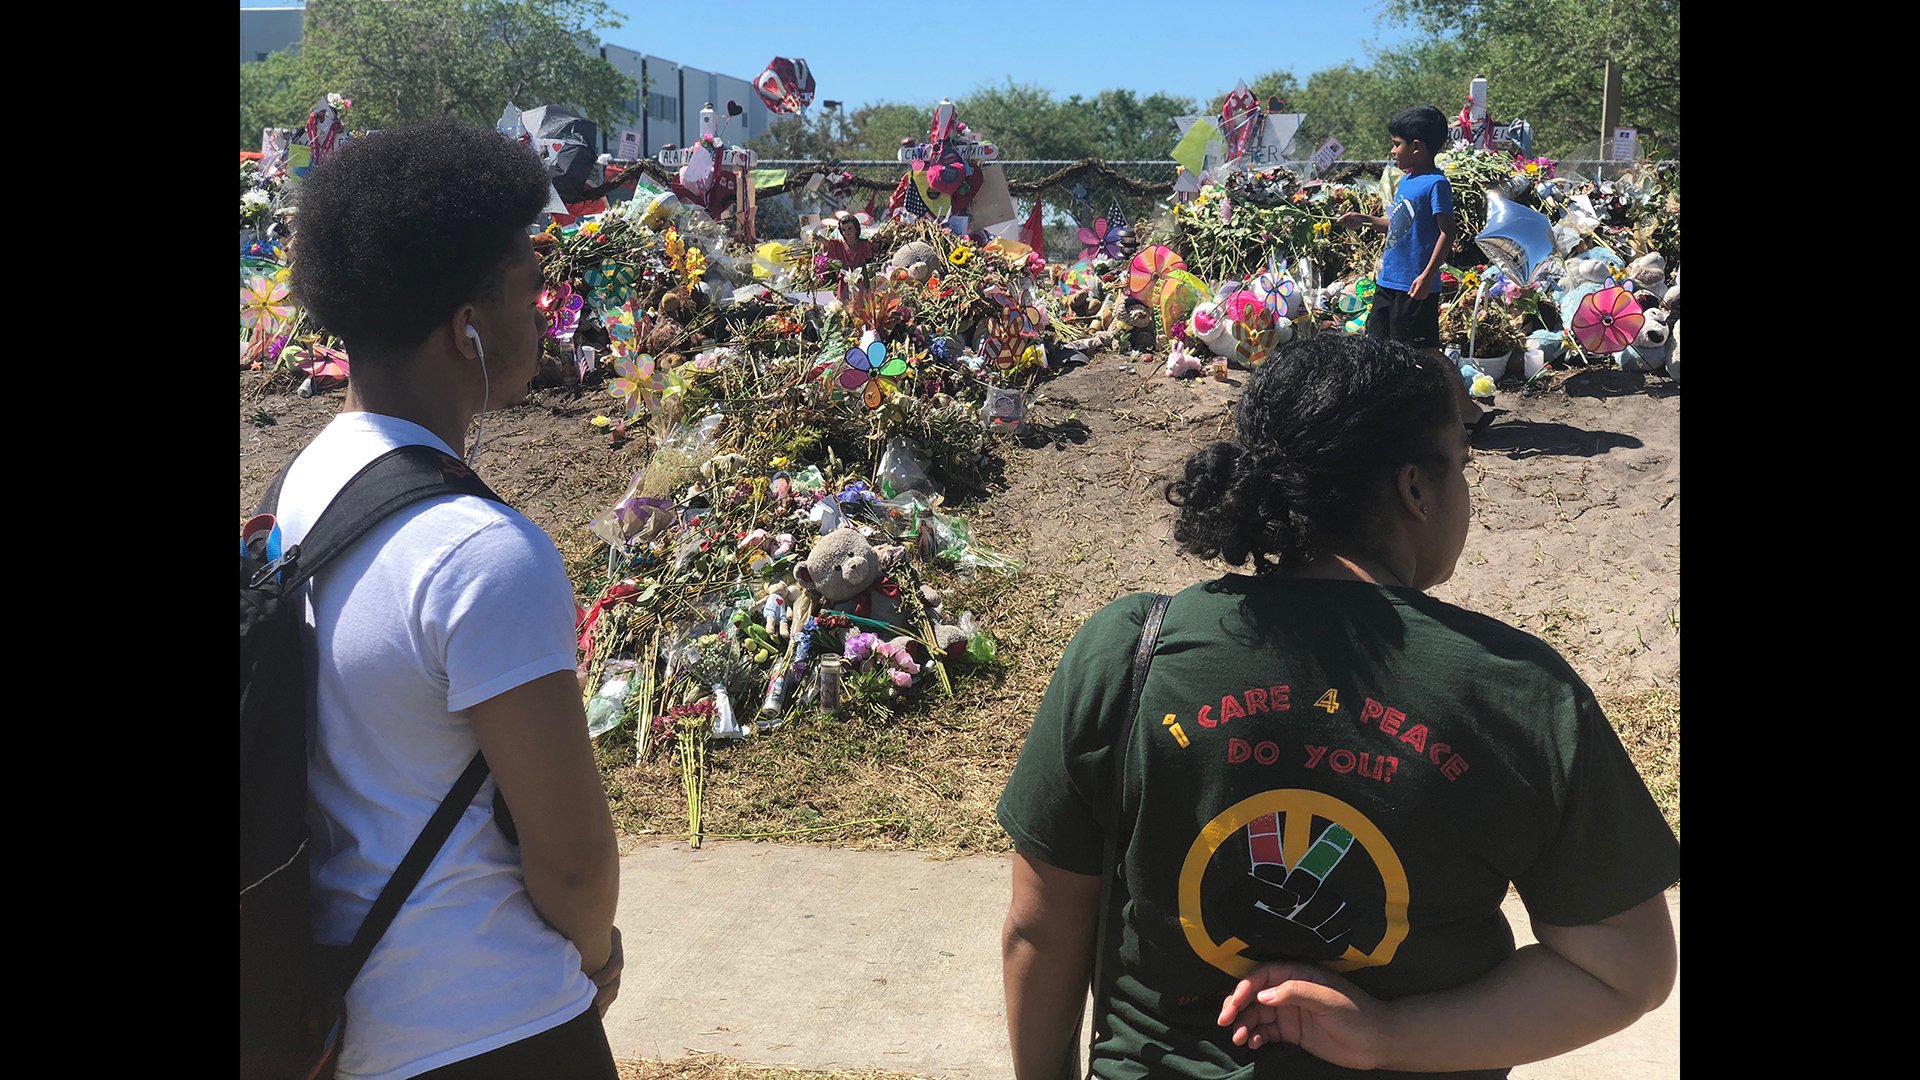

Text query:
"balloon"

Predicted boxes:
[[1475, 189, 1556, 284], [754, 57, 815, 114]]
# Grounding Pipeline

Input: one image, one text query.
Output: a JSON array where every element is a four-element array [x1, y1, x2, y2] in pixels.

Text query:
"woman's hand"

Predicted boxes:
[[587, 926, 624, 1017], [1217, 962, 1392, 1069]]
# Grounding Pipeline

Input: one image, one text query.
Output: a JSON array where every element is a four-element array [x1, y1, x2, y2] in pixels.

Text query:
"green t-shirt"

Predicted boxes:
[[998, 577, 1680, 1079]]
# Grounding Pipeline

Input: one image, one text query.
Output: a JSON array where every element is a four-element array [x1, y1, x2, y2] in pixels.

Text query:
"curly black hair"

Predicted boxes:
[[1166, 334, 1456, 574], [1387, 106, 1449, 155], [289, 119, 551, 358]]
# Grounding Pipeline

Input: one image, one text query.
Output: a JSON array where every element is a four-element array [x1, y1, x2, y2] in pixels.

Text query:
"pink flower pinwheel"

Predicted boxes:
[[1076, 217, 1122, 261], [1569, 286, 1645, 355], [241, 275, 294, 331]]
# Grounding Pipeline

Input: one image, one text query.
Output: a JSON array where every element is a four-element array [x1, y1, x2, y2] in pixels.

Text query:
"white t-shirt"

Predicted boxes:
[[275, 411, 594, 1080]]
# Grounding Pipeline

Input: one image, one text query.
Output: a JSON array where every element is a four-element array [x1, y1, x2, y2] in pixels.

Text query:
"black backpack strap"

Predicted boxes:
[[338, 751, 492, 985], [266, 444, 504, 987], [1087, 592, 1172, 1074], [272, 444, 500, 594]]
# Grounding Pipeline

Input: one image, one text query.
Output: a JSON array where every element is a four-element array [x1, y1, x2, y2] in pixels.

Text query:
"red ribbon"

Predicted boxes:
[[576, 580, 642, 664]]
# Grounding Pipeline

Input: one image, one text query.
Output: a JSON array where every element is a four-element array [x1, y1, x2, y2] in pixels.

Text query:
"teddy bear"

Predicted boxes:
[[1626, 252, 1668, 307], [888, 241, 939, 284], [1618, 307, 1671, 375], [1556, 248, 1623, 330], [795, 525, 903, 625], [1121, 300, 1157, 351], [916, 585, 971, 660]]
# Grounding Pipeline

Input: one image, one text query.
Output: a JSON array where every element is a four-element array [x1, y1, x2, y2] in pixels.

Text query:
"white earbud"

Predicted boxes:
[[463, 324, 489, 463]]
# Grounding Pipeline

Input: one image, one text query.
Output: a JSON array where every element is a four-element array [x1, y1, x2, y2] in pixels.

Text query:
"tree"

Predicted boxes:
[[239, 0, 638, 141], [1383, 0, 1680, 157], [240, 48, 309, 147]]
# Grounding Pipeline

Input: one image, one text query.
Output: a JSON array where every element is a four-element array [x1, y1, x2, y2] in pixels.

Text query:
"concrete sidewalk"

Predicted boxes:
[[604, 842, 1678, 1078]]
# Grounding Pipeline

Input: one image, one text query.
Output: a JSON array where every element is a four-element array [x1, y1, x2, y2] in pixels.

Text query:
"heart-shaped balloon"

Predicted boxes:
[[727, 99, 744, 116]]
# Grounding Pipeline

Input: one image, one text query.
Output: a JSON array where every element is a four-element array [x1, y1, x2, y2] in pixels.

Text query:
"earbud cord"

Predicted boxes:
[[466, 342, 489, 464]]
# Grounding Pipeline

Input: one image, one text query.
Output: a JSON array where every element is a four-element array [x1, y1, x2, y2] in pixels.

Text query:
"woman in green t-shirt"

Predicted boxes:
[[998, 334, 1678, 1079]]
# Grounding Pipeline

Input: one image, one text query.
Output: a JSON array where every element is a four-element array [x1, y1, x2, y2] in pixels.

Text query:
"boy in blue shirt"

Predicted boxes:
[[1340, 105, 1488, 433]]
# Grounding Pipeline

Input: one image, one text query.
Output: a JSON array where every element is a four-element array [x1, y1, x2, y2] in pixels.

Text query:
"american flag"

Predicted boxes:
[[900, 178, 933, 220], [1105, 196, 1129, 231]]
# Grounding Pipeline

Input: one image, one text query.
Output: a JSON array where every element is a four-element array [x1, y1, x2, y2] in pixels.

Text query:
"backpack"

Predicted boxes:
[[239, 444, 502, 1080]]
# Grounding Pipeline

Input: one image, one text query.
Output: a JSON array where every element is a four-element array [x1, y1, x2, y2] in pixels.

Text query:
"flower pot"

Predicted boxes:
[[1470, 349, 1513, 380]]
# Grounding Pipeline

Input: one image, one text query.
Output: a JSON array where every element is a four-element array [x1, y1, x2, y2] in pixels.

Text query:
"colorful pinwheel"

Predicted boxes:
[[978, 328, 1018, 372], [583, 259, 639, 307], [1155, 270, 1210, 333], [839, 340, 909, 408], [241, 274, 294, 332], [1057, 260, 1099, 296], [1230, 307, 1277, 368], [1251, 270, 1297, 318], [604, 300, 638, 344], [1128, 246, 1186, 300], [1569, 286, 1645, 355], [1009, 303, 1047, 340], [609, 352, 670, 418], [540, 281, 585, 343], [1076, 217, 1123, 261], [295, 343, 351, 390]]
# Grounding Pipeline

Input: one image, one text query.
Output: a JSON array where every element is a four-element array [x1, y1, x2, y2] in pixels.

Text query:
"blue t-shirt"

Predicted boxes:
[[1378, 172, 1454, 292]]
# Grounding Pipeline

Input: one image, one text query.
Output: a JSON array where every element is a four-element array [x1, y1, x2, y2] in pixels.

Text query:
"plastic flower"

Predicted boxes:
[[844, 632, 878, 663], [241, 274, 294, 330]]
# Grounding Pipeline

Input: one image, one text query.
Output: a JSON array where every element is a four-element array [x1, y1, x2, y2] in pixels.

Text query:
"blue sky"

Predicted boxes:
[[242, 1, 1421, 112]]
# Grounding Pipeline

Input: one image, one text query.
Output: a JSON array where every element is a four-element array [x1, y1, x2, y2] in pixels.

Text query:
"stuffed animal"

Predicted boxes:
[[1188, 301, 1235, 355], [1121, 300, 1156, 351], [1618, 307, 1671, 375], [1557, 248, 1623, 331], [915, 586, 970, 660], [1626, 252, 1668, 307], [795, 525, 901, 624], [888, 241, 939, 284], [1164, 339, 1204, 377], [762, 582, 795, 638], [1662, 268, 1680, 384]]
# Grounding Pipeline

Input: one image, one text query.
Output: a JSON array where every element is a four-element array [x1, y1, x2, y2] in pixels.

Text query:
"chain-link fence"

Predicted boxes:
[[596, 156, 1676, 249]]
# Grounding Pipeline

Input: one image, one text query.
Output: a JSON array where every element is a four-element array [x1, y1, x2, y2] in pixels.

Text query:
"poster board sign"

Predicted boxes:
[[1310, 137, 1345, 172], [1611, 126, 1638, 162]]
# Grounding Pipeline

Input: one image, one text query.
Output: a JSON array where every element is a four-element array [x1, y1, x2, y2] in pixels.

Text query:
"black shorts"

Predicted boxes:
[[1364, 286, 1441, 349]]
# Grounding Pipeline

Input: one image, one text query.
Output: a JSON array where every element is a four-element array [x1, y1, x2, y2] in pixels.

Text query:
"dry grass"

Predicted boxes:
[[599, 555, 1068, 856], [1598, 686, 1681, 839], [617, 1053, 931, 1080]]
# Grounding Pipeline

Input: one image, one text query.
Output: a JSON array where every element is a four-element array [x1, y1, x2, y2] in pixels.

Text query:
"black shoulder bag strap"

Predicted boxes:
[[1085, 592, 1172, 1077], [255, 444, 506, 998]]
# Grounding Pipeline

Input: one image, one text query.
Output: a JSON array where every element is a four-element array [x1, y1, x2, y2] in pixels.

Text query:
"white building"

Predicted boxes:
[[240, 5, 304, 63], [592, 44, 774, 159]]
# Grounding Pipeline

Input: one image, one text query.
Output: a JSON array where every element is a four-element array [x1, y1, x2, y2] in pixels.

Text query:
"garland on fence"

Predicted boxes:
[[580, 156, 1180, 202]]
